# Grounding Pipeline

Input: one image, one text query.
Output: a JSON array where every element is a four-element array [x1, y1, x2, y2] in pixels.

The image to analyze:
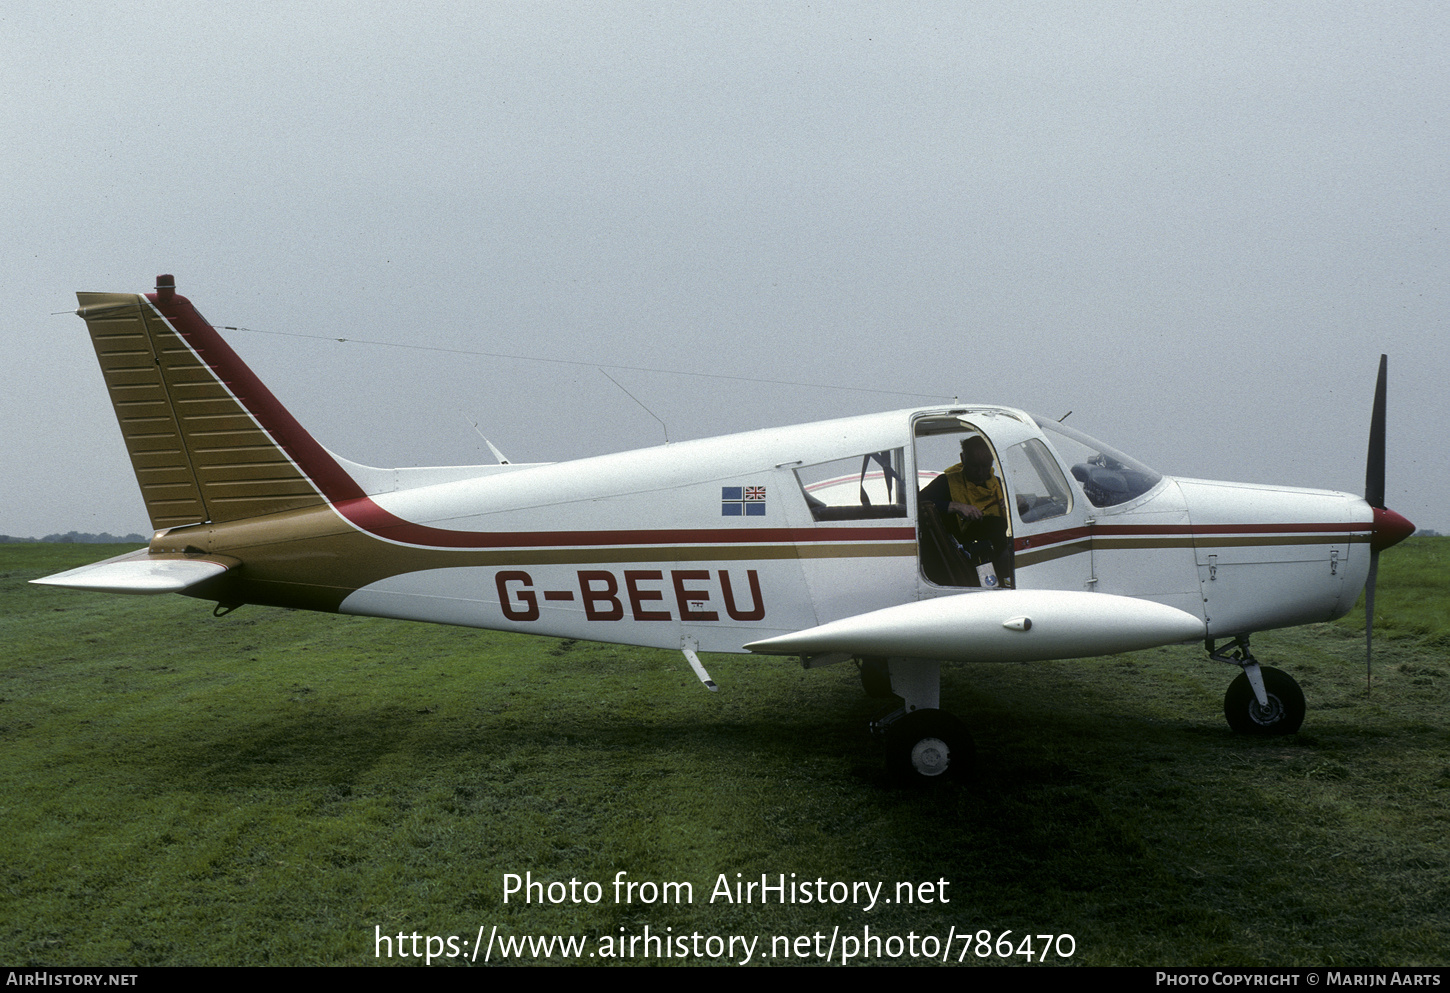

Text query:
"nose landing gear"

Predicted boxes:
[[1210, 636, 1306, 736]]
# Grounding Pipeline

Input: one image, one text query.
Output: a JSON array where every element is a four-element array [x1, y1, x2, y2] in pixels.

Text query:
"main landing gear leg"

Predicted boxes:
[[1209, 635, 1306, 736], [871, 658, 973, 784]]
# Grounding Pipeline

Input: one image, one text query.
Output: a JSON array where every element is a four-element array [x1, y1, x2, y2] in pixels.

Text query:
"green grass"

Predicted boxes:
[[1334, 536, 1450, 648], [2, 540, 1446, 966]]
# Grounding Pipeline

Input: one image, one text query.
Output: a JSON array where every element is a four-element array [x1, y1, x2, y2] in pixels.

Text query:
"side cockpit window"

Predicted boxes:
[[794, 449, 907, 521], [1002, 439, 1072, 522]]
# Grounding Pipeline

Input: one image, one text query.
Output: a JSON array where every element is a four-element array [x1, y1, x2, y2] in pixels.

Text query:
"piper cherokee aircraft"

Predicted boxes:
[[36, 276, 1416, 783]]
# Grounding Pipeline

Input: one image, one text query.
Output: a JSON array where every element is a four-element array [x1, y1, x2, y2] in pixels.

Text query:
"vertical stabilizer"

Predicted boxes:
[[75, 276, 342, 531]]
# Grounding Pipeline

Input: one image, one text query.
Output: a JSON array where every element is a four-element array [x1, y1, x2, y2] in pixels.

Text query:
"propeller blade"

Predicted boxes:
[[1365, 549, 1378, 694], [1363, 354, 1388, 694], [1365, 354, 1387, 509]]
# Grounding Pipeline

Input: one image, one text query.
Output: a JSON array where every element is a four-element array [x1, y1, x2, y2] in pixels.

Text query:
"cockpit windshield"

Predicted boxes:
[[1034, 417, 1163, 508]]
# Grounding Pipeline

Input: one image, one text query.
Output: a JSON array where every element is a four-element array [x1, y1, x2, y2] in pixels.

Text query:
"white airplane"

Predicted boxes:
[[36, 276, 1416, 783]]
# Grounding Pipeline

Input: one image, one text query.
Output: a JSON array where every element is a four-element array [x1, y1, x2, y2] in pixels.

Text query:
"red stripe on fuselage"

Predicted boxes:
[[338, 494, 918, 549], [1095, 522, 1367, 536]]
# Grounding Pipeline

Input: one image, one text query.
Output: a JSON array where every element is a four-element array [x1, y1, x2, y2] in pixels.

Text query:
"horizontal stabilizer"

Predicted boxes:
[[744, 589, 1206, 663], [31, 549, 234, 595]]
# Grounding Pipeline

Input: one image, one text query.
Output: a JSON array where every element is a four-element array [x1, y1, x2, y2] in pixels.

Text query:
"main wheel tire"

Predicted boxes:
[[1224, 666, 1306, 736], [884, 709, 973, 784]]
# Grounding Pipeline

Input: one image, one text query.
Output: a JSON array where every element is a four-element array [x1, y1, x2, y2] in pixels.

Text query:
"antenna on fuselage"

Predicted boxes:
[[463, 416, 511, 464], [1058, 411, 1072, 422]]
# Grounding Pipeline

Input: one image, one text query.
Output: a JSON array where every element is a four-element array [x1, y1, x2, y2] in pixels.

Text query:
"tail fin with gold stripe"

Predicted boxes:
[[74, 274, 353, 532]]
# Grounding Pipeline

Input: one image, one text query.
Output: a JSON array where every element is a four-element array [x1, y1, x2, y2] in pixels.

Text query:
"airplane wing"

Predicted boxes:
[[32, 548, 236, 595], [743, 589, 1206, 664]]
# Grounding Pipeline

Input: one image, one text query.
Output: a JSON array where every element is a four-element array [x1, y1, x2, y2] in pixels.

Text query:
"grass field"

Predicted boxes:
[[3, 540, 1447, 967]]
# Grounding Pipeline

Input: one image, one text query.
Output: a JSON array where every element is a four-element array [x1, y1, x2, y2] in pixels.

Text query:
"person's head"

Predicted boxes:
[[960, 436, 994, 485]]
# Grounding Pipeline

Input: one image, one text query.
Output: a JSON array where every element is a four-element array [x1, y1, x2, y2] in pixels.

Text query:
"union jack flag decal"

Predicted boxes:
[[722, 485, 767, 516]]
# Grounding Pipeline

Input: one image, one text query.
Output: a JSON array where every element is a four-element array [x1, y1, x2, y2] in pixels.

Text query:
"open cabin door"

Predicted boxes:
[[913, 410, 1094, 595], [913, 412, 1016, 590]]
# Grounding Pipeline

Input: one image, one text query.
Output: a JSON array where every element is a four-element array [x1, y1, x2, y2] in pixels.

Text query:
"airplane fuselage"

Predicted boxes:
[[142, 405, 1375, 656]]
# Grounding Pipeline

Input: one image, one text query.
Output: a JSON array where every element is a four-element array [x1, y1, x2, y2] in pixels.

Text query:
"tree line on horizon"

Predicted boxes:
[[1, 531, 148, 545]]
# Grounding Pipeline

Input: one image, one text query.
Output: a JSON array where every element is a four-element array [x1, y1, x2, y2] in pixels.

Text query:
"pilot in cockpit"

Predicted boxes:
[[919, 436, 1014, 587]]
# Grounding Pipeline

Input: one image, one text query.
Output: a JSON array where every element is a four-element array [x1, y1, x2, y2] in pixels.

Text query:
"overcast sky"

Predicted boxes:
[[4, 2, 1445, 537]]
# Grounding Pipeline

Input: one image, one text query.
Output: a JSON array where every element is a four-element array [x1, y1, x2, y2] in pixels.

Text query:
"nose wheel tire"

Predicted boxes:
[[884, 709, 973, 784], [1224, 666, 1305, 736]]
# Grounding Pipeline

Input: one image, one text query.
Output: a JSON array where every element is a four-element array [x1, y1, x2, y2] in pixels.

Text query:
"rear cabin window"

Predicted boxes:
[[794, 449, 907, 521]]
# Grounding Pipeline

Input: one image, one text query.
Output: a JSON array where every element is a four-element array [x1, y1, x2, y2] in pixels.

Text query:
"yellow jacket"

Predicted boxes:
[[943, 464, 1005, 519]]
